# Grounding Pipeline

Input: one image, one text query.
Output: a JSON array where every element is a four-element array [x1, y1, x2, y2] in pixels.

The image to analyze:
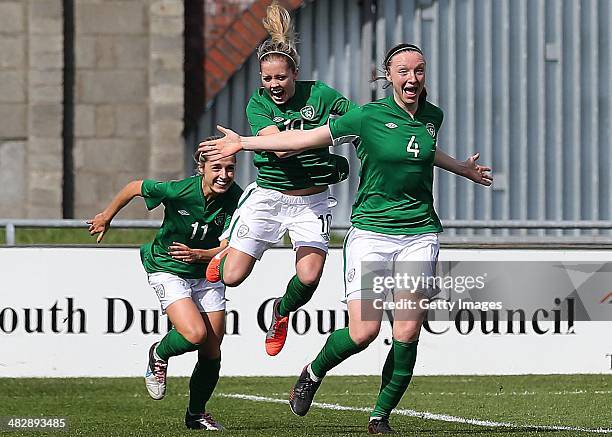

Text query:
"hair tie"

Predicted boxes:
[[384, 44, 423, 67], [259, 50, 298, 68]]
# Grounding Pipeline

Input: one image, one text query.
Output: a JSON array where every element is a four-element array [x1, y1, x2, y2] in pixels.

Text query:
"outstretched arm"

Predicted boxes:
[[198, 125, 333, 160], [258, 125, 299, 159], [434, 149, 492, 186], [87, 180, 143, 243]]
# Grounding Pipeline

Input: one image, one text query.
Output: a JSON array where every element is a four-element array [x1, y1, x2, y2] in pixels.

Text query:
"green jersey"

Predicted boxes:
[[329, 96, 444, 235], [139, 176, 242, 279], [246, 80, 357, 191]]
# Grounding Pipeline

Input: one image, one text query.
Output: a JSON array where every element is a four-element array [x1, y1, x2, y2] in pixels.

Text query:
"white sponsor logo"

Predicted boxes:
[[385, 122, 398, 129], [178, 210, 190, 216], [273, 116, 284, 123]]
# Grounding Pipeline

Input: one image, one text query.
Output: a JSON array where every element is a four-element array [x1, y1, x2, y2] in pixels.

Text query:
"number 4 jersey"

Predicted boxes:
[[139, 176, 243, 279], [329, 96, 444, 236], [246, 80, 357, 191]]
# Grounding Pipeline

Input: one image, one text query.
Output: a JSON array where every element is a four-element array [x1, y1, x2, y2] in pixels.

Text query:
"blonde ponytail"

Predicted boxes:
[[257, 1, 300, 69]]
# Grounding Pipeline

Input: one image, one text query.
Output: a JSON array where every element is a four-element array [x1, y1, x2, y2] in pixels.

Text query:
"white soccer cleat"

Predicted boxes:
[[144, 342, 167, 400]]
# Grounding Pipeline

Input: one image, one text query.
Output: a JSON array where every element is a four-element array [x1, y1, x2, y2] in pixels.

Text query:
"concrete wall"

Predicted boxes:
[[0, 0, 184, 219], [0, 0, 62, 218]]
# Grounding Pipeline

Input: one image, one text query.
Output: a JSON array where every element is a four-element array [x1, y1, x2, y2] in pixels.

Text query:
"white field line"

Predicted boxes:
[[269, 390, 612, 397], [219, 393, 612, 434]]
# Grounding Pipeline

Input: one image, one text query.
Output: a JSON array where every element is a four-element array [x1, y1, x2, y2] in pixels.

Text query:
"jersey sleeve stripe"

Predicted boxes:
[[332, 134, 360, 147]]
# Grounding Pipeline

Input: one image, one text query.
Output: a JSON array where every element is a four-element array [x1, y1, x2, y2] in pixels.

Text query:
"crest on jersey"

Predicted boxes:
[[347, 268, 356, 283], [273, 116, 284, 123], [237, 224, 249, 238], [214, 213, 226, 226], [426, 122, 436, 138], [153, 284, 165, 299], [300, 105, 316, 121]]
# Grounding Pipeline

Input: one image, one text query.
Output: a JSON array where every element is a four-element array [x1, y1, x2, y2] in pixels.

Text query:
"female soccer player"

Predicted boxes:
[[206, 2, 357, 357], [200, 43, 492, 434], [87, 150, 242, 431]]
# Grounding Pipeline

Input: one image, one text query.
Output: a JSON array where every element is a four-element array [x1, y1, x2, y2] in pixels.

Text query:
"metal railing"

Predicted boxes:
[[334, 220, 612, 231], [1, 219, 611, 247], [0, 219, 161, 246]]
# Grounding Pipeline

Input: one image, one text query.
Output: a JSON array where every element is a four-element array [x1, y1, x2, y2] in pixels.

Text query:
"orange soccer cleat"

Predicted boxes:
[[206, 246, 230, 283], [265, 298, 289, 356]]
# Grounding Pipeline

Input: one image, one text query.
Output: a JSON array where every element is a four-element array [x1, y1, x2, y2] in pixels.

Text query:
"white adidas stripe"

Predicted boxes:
[[218, 393, 612, 434]]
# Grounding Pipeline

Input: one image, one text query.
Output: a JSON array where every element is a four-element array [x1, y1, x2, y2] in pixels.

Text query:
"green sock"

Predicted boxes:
[[310, 328, 366, 378], [188, 357, 221, 414], [278, 275, 318, 316], [155, 328, 199, 361], [219, 256, 226, 284], [371, 339, 418, 419]]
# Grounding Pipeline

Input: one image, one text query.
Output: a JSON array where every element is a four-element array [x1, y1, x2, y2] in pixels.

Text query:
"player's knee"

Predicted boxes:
[[350, 328, 379, 347], [222, 270, 246, 287], [296, 269, 321, 287], [182, 325, 207, 345], [221, 255, 254, 287], [393, 326, 421, 343]]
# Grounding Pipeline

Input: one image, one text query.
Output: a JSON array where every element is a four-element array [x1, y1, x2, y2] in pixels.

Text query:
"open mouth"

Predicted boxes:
[[214, 179, 230, 190], [270, 88, 286, 102], [403, 84, 418, 98]]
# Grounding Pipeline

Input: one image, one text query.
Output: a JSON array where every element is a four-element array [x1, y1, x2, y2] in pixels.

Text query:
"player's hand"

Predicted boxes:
[[463, 153, 492, 186], [198, 125, 243, 160], [168, 242, 201, 263], [86, 213, 111, 243]]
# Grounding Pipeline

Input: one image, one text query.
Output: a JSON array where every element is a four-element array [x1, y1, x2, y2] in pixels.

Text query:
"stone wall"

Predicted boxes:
[[27, 0, 64, 218], [0, 0, 59, 218], [0, 0, 184, 219], [73, 0, 184, 219], [0, 0, 26, 218]]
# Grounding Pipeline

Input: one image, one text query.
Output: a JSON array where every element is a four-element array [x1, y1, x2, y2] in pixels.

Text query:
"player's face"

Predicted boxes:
[[386, 51, 426, 112], [260, 57, 297, 105], [202, 156, 236, 196]]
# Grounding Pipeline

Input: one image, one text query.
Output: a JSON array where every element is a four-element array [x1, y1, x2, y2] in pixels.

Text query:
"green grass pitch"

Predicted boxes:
[[1, 375, 610, 436]]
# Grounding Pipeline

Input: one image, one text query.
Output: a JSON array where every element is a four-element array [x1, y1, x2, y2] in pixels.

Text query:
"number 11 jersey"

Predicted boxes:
[[139, 176, 242, 279]]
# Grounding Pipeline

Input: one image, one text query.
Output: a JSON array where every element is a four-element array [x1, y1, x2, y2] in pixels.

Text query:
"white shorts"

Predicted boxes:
[[222, 182, 334, 260], [147, 272, 226, 314], [343, 227, 440, 302]]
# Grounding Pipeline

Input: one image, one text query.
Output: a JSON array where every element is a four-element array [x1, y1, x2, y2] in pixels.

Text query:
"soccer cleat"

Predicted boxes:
[[289, 365, 322, 416], [185, 409, 225, 431], [265, 298, 289, 356], [206, 246, 230, 283], [144, 342, 167, 400], [367, 418, 395, 434]]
